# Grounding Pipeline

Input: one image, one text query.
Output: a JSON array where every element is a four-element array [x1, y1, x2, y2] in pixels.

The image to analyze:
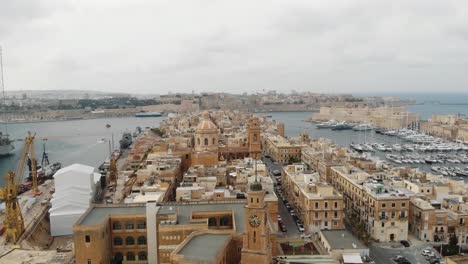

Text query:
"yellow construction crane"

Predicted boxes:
[[3, 172, 25, 244], [2, 132, 39, 244]]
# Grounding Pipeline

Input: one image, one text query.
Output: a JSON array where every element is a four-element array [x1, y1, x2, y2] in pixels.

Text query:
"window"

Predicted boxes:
[[402, 203, 406, 207], [324, 221, 328, 227], [392, 203, 395, 208], [212, 138, 215, 144], [208, 217, 217, 226], [391, 222, 395, 226], [324, 212, 328, 219], [253, 231, 256, 243], [334, 211, 338, 218], [113, 222, 122, 230], [315, 202, 319, 209], [85, 235, 90, 243], [334, 220, 338, 226], [334, 201, 338, 208], [381, 222, 385, 227], [138, 236, 147, 245], [126, 222, 134, 229], [197, 138, 200, 145], [220, 216, 229, 226], [391, 211, 396, 218], [324, 202, 328, 209], [138, 252, 147, 261], [315, 212, 318, 218], [114, 253, 123, 262], [204, 138, 208, 145], [127, 252, 135, 261], [87, 259, 91, 264], [137, 222, 146, 229], [382, 203, 386, 208], [126, 236, 135, 245], [114, 237, 123, 246]]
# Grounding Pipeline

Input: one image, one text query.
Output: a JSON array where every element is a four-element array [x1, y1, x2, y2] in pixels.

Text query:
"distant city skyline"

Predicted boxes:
[[2, 0, 468, 94]]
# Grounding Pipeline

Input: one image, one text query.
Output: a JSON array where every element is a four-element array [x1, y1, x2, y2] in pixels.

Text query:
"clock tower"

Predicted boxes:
[[241, 180, 271, 264]]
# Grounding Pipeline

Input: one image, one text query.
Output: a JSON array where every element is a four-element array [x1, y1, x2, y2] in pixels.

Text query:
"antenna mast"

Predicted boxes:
[[0, 45, 8, 135]]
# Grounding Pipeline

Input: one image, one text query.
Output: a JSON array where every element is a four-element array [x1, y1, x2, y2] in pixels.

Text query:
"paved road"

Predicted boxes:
[[262, 156, 301, 237], [370, 243, 441, 264]]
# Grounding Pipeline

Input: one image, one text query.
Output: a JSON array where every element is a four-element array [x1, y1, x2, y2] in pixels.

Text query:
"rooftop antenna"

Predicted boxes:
[[1, 45, 8, 135]]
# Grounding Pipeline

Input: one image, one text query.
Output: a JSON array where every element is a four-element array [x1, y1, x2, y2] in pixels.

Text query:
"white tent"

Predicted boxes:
[[49, 164, 99, 236]]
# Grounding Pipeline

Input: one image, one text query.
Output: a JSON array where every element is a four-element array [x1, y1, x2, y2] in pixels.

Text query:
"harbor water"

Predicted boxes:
[[1, 104, 467, 187], [0, 117, 165, 187]]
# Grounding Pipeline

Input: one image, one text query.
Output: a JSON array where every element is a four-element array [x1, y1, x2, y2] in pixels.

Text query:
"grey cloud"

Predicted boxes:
[[2, 0, 468, 94]]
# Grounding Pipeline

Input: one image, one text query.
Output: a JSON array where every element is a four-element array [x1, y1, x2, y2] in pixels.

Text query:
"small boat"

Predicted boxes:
[[353, 124, 373, 131], [106, 124, 111, 128]]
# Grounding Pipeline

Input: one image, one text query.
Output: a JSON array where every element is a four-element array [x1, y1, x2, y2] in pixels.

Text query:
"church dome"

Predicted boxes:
[[196, 111, 217, 132]]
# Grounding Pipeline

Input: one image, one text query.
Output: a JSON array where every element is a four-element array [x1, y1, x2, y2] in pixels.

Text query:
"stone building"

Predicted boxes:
[[329, 165, 411, 242], [263, 134, 304, 165], [191, 111, 219, 166], [409, 197, 448, 242], [281, 164, 344, 233], [74, 185, 276, 264]]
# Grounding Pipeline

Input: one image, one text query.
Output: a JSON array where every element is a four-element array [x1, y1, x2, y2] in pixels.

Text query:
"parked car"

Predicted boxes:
[[421, 249, 431, 256], [300, 233, 311, 239], [429, 257, 440, 264], [297, 224, 305, 232], [278, 215, 282, 221], [400, 240, 410, 247], [393, 256, 411, 264], [273, 170, 281, 176], [285, 203, 291, 209], [279, 222, 287, 232], [264, 154, 270, 158]]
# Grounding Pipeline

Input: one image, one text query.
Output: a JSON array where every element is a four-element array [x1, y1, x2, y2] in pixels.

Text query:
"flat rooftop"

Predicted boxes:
[[158, 202, 246, 232], [321, 230, 367, 250], [78, 204, 146, 226], [177, 233, 231, 261]]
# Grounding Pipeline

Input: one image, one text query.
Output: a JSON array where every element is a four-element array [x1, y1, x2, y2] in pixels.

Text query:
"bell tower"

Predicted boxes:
[[248, 116, 261, 158], [241, 178, 271, 263]]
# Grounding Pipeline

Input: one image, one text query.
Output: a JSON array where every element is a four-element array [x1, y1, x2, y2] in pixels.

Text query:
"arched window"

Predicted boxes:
[[220, 216, 229, 226], [137, 236, 147, 245], [114, 236, 123, 246], [127, 252, 135, 261], [114, 252, 123, 262], [208, 217, 217, 226], [126, 236, 135, 245], [138, 252, 147, 260], [204, 138, 209, 145], [197, 138, 200, 145]]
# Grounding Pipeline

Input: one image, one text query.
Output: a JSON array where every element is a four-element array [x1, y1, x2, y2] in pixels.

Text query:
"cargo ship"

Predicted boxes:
[[0, 132, 14, 156]]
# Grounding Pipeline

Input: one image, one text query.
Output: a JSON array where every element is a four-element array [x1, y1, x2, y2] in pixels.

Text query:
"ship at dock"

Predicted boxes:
[[135, 111, 163, 117], [0, 132, 14, 156]]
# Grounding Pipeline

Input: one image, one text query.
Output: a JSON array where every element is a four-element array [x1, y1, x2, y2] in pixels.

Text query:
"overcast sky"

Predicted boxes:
[[1, 0, 468, 94]]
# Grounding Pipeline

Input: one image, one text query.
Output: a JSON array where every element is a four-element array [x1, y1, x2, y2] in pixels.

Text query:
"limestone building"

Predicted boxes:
[[191, 111, 219, 166]]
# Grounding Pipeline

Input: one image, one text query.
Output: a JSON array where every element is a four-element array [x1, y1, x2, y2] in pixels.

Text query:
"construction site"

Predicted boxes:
[[0, 132, 73, 263], [0, 128, 147, 263]]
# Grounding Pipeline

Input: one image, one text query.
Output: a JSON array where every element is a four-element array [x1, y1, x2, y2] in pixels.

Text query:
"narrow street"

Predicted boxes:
[[262, 156, 301, 237]]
